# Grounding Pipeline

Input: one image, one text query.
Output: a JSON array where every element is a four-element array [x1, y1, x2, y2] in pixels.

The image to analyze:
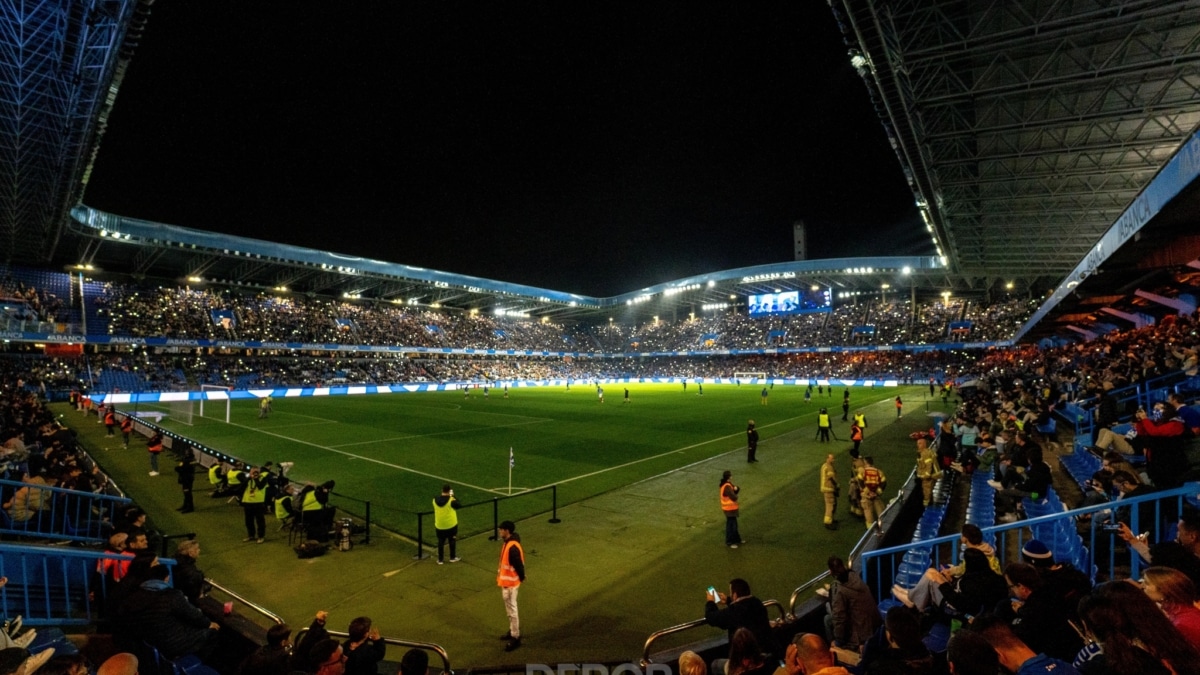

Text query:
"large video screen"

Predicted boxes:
[[747, 289, 831, 316]]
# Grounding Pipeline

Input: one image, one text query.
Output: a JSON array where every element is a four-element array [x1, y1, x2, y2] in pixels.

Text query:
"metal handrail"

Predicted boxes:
[[787, 572, 830, 618], [294, 627, 452, 675], [205, 578, 285, 625], [859, 482, 1199, 595], [640, 599, 786, 666]]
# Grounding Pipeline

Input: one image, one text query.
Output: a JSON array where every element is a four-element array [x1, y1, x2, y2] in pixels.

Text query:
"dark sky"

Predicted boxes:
[[84, 2, 926, 297]]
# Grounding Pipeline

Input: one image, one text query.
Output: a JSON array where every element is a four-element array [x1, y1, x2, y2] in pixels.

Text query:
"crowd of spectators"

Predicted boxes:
[[85, 280, 1035, 352], [0, 277, 62, 324]]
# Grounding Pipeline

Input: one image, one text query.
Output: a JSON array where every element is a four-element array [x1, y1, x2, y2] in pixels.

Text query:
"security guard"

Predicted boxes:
[[817, 408, 832, 442], [146, 432, 164, 476], [240, 466, 271, 543], [119, 415, 133, 448], [497, 520, 525, 652], [433, 484, 461, 564]]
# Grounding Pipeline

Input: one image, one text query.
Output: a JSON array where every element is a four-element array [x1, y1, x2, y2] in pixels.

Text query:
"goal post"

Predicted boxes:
[[199, 385, 232, 423], [733, 371, 768, 382]]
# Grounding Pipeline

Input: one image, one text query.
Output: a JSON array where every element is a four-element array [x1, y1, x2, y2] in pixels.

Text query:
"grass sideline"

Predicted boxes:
[[65, 384, 944, 666], [139, 383, 901, 538]]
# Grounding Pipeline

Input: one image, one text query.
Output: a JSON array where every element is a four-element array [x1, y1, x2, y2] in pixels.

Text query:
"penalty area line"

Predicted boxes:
[[223, 420, 508, 495]]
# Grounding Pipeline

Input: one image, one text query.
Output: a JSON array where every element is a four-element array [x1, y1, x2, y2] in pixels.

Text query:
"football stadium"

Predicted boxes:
[[3, 3, 1200, 674]]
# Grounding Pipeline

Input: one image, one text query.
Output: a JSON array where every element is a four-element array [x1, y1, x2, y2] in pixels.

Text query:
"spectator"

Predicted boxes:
[[893, 524, 1000, 611], [945, 630, 1000, 675], [172, 539, 206, 606], [237, 623, 292, 675], [116, 562, 219, 661], [341, 616, 385, 675], [1076, 580, 1200, 675], [1133, 402, 1190, 488], [775, 632, 849, 675], [1119, 507, 1200, 587], [858, 606, 933, 675], [824, 556, 880, 653], [936, 548, 1008, 618], [306, 639, 346, 675], [971, 615, 1079, 675], [705, 578, 779, 662], [1139, 566, 1200, 648], [398, 648, 429, 675], [96, 653, 138, 675], [999, 562, 1082, 662], [726, 628, 773, 675], [679, 650, 707, 675], [289, 611, 330, 673]]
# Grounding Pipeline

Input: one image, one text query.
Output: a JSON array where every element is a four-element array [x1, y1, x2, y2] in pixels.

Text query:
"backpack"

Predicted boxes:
[[294, 540, 327, 559]]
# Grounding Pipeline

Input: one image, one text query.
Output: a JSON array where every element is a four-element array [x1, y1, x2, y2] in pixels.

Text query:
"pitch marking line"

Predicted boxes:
[[327, 419, 550, 448], [223, 420, 507, 495], [525, 413, 809, 492]]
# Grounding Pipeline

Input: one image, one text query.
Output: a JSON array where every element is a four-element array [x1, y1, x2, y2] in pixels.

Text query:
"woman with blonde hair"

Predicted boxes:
[[1141, 566, 1200, 647]]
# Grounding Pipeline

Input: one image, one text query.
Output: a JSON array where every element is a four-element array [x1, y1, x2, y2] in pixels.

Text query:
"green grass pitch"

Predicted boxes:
[[143, 383, 902, 539]]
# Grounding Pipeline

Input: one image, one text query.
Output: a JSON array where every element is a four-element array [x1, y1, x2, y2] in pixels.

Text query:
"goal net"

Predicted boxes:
[[199, 385, 232, 423], [733, 372, 768, 382], [169, 398, 194, 426]]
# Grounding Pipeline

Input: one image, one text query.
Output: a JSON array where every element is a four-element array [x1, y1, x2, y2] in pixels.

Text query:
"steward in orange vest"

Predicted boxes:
[[497, 520, 525, 651]]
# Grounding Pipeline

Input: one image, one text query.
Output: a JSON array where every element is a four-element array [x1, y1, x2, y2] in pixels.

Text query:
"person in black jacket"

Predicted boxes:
[[176, 452, 196, 513], [704, 578, 779, 662], [341, 616, 386, 675], [288, 611, 330, 674], [117, 562, 219, 661], [988, 446, 1052, 521], [937, 548, 1007, 618], [237, 623, 292, 675], [172, 539, 206, 607], [996, 562, 1082, 662]]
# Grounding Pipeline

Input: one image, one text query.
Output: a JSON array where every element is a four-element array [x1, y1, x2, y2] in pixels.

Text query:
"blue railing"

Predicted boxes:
[[1058, 370, 1194, 442], [860, 482, 1198, 597], [0, 479, 131, 543], [0, 543, 176, 626]]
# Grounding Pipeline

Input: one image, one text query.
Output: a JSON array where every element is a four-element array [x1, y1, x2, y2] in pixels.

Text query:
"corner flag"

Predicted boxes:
[[509, 447, 515, 468]]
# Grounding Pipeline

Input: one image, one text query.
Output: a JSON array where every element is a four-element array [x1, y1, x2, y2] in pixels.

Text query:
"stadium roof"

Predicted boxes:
[[832, 0, 1200, 287], [69, 205, 945, 320], [4, 2, 1200, 326]]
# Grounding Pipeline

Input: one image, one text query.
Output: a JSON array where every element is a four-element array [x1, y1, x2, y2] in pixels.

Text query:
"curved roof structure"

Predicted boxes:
[[832, 0, 1200, 289], [4, 2, 1200, 326]]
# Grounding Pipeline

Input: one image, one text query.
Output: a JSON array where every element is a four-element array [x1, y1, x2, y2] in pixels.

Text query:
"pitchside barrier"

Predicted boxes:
[[412, 485, 562, 559]]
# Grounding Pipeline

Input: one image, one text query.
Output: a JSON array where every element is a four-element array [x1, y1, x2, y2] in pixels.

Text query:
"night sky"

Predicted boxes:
[[84, 2, 927, 297]]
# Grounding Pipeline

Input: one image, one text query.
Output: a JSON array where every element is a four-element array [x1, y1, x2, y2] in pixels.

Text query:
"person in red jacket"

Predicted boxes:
[[147, 432, 164, 476], [1135, 402, 1190, 488]]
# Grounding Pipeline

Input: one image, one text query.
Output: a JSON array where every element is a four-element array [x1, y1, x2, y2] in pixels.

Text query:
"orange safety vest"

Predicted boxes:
[[120, 418, 132, 433], [851, 425, 863, 442], [104, 411, 115, 425], [497, 539, 524, 587], [719, 483, 738, 512], [148, 436, 163, 453]]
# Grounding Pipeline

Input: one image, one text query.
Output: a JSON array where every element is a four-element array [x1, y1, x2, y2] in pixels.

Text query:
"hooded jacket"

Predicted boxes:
[[829, 570, 881, 648]]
